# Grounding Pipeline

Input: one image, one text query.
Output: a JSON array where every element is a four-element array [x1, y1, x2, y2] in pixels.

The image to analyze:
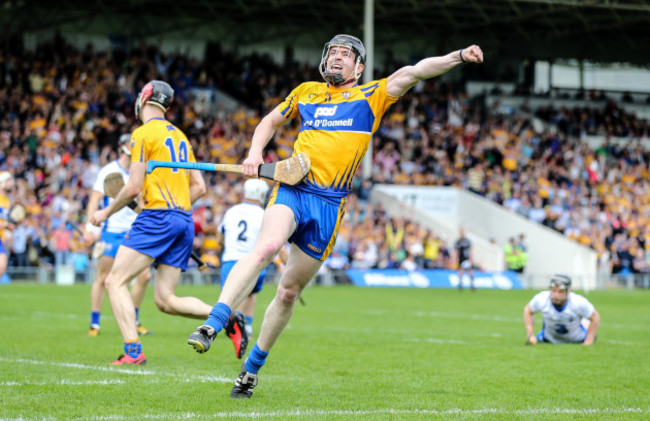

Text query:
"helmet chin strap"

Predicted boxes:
[[322, 57, 362, 86], [323, 71, 347, 86]]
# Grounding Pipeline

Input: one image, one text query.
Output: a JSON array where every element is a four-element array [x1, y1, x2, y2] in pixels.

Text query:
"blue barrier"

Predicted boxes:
[[345, 269, 523, 290]]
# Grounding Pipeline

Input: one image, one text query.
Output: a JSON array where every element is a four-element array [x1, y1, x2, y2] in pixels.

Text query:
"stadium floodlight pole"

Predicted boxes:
[[361, 0, 375, 180]]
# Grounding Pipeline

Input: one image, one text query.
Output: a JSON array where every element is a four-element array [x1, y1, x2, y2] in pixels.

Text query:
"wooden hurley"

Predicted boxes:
[[146, 153, 311, 186], [8, 204, 26, 224], [103, 173, 209, 271]]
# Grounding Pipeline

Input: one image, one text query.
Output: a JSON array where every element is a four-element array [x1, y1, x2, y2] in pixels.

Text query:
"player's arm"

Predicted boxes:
[[189, 169, 207, 205], [84, 190, 102, 244], [583, 309, 601, 346], [242, 107, 289, 177], [386, 45, 483, 97], [523, 304, 538, 345]]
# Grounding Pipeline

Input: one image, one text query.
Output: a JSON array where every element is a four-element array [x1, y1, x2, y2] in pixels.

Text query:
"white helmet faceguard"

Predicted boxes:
[[0, 171, 13, 190], [243, 179, 270, 204], [319, 34, 366, 86], [550, 274, 572, 290], [119, 133, 132, 156]]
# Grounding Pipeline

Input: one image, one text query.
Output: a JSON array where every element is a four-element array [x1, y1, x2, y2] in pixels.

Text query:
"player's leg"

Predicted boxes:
[[189, 204, 296, 353], [256, 244, 320, 351], [239, 268, 266, 338], [468, 267, 475, 291], [220, 204, 296, 309], [88, 255, 114, 335], [152, 263, 212, 318], [226, 270, 265, 358], [231, 244, 321, 398], [218, 261, 251, 359], [104, 246, 154, 365], [131, 267, 152, 335], [239, 294, 257, 337], [458, 267, 464, 290]]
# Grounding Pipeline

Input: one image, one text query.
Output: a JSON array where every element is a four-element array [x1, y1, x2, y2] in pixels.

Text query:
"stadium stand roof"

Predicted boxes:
[[2, 0, 649, 64]]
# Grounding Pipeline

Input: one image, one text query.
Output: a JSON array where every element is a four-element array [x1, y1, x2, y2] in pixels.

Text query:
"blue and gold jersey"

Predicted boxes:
[[278, 78, 398, 198], [0, 194, 9, 221], [131, 118, 196, 211]]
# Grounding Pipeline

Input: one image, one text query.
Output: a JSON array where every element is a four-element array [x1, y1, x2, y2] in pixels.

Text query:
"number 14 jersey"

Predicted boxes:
[[131, 117, 196, 211]]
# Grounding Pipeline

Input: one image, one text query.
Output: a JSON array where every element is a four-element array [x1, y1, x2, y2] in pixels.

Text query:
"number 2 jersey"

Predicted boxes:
[[130, 117, 196, 211], [278, 78, 398, 199], [219, 202, 264, 262], [528, 291, 595, 343]]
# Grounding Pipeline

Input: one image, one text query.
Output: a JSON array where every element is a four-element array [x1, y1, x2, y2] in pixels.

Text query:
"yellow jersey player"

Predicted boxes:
[[0, 171, 14, 282], [90, 80, 246, 365], [187, 34, 483, 398], [84, 134, 152, 337]]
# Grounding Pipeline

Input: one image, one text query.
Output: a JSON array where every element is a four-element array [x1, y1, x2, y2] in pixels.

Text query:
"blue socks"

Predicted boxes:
[[244, 315, 253, 326], [135, 307, 140, 325], [91, 312, 100, 327], [124, 339, 142, 358], [205, 302, 232, 332], [245, 343, 269, 375]]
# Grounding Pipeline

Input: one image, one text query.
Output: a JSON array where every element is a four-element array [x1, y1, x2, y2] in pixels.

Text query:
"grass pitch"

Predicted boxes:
[[0, 283, 649, 420]]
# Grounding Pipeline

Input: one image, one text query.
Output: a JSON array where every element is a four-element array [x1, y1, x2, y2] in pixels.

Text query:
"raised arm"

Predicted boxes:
[[386, 45, 483, 97], [242, 108, 290, 177]]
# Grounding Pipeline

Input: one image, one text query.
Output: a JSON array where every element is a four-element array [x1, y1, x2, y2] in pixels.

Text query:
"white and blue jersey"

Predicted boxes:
[[93, 160, 138, 234], [219, 202, 265, 262], [529, 291, 594, 344], [92, 160, 138, 258], [219, 202, 266, 292]]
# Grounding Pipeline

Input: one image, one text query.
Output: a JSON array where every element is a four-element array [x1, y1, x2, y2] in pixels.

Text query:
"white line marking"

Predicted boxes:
[[0, 357, 231, 383], [603, 339, 644, 346], [0, 379, 126, 386], [1, 407, 649, 420]]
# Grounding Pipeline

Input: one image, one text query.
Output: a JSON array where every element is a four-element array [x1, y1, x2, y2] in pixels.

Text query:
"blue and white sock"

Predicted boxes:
[[244, 315, 254, 337], [91, 312, 100, 329]]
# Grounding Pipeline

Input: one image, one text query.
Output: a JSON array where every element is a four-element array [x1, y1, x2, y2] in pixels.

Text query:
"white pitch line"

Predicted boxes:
[[1, 407, 649, 420], [0, 357, 231, 383], [0, 379, 126, 386]]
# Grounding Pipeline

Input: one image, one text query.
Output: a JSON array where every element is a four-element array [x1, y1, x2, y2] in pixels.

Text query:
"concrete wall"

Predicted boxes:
[[371, 187, 504, 272], [372, 186, 598, 290]]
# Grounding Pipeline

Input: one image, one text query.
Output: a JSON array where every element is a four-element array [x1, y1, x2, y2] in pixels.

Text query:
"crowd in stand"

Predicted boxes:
[[0, 37, 648, 279]]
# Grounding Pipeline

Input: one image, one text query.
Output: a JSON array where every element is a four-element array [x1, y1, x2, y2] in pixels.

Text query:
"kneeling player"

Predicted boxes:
[[524, 274, 600, 345]]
